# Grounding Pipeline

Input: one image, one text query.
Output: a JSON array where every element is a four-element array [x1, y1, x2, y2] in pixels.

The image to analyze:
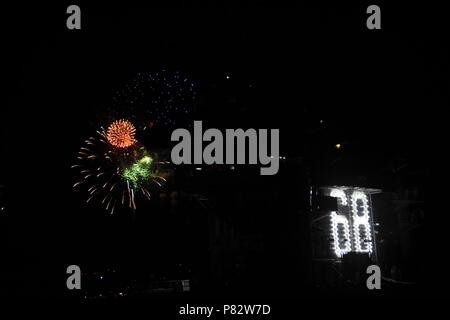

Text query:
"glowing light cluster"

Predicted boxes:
[[330, 189, 347, 206], [330, 212, 352, 257], [122, 156, 154, 188], [328, 188, 374, 257], [351, 191, 373, 253], [110, 70, 197, 131], [72, 123, 168, 214], [330, 188, 351, 257], [106, 119, 137, 148]]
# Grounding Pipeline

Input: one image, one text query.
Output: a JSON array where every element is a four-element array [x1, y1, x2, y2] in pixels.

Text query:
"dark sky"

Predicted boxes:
[[1, 1, 445, 298], [4, 1, 447, 154]]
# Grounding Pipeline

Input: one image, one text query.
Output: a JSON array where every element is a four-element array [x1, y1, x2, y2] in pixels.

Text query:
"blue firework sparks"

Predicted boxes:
[[110, 70, 197, 131]]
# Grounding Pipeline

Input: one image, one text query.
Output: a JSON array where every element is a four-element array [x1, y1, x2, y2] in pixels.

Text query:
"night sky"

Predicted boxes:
[[1, 0, 445, 306]]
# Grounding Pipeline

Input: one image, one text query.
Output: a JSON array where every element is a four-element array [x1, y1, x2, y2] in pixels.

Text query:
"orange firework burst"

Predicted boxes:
[[106, 119, 137, 148]]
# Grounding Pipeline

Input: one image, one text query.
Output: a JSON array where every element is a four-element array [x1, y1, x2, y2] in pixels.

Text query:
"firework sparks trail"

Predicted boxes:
[[106, 119, 137, 148], [71, 120, 169, 214], [105, 70, 197, 132]]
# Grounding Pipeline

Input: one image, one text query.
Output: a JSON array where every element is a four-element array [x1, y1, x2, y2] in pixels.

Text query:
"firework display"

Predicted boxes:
[[72, 70, 195, 213], [109, 70, 197, 131], [72, 120, 168, 214]]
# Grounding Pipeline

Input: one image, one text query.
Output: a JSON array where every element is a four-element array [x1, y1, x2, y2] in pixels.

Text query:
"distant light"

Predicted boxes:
[[225, 74, 231, 80], [335, 144, 341, 149], [320, 119, 324, 124], [230, 165, 235, 170], [195, 167, 202, 171], [100, 276, 103, 279]]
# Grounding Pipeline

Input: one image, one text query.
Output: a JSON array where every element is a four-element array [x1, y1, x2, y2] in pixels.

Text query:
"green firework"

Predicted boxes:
[[122, 156, 154, 188]]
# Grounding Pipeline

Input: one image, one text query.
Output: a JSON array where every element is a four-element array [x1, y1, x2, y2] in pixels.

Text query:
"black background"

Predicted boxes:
[[1, 0, 446, 312]]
